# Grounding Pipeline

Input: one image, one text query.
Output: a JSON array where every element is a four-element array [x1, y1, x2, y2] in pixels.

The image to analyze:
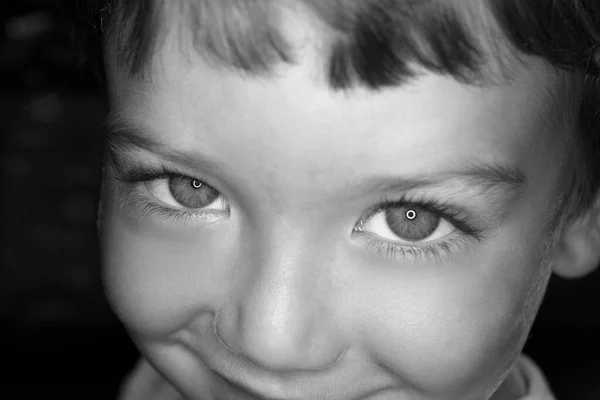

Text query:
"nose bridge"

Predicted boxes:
[[217, 217, 344, 371]]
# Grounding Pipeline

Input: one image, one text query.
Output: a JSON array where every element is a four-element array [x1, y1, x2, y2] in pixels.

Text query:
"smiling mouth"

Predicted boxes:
[[179, 324, 396, 400], [204, 351, 344, 400], [211, 367, 395, 400]]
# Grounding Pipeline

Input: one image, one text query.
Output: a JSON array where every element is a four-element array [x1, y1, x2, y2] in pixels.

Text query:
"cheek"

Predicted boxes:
[[355, 243, 546, 396], [100, 199, 231, 337]]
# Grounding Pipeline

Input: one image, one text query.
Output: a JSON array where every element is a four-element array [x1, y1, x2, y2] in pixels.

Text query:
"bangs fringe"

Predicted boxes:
[[101, 0, 492, 89], [78, 0, 600, 217]]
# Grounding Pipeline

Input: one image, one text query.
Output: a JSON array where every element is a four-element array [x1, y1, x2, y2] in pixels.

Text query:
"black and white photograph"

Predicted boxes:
[[2, 1, 600, 399]]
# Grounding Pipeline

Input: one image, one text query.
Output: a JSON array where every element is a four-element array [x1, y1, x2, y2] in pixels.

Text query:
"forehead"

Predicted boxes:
[[105, 26, 564, 207], [106, 1, 559, 124]]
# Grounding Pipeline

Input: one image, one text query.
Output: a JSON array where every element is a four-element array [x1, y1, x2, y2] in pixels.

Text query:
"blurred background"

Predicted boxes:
[[1, 1, 138, 399], [0, 1, 598, 399]]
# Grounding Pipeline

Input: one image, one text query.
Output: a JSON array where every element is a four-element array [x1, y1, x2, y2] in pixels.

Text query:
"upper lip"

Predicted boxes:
[[182, 325, 394, 400]]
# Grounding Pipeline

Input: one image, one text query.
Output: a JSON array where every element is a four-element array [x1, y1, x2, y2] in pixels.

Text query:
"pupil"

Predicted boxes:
[[191, 180, 202, 189], [385, 206, 439, 241]]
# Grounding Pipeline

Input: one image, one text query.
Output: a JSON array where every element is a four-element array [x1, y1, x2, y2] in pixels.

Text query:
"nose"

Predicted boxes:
[[215, 228, 346, 372]]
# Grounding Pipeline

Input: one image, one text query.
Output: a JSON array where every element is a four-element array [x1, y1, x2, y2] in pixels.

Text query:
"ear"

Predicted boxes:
[[551, 197, 600, 279]]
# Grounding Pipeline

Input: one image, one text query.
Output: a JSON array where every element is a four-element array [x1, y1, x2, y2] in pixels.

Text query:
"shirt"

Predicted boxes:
[[118, 353, 556, 400], [514, 355, 556, 400]]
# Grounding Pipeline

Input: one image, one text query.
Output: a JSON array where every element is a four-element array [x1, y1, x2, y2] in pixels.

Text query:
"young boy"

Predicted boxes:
[[84, 0, 600, 398]]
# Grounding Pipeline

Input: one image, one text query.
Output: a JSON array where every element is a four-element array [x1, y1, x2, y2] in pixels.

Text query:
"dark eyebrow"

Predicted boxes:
[[105, 115, 526, 200], [104, 115, 224, 175], [353, 162, 526, 202]]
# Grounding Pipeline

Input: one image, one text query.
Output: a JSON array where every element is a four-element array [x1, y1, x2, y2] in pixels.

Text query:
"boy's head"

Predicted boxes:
[[89, 1, 600, 399]]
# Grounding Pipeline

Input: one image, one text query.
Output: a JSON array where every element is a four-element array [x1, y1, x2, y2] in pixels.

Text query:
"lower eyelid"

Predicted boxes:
[[121, 184, 226, 225], [354, 229, 474, 263]]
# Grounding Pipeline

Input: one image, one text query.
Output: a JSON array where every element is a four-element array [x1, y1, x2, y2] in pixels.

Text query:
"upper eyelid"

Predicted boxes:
[[106, 149, 217, 187], [140, 176, 229, 212], [115, 164, 486, 250], [105, 123, 525, 233], [365, 197, 461, 223], [104, 117, 526, 195], [106, 147, 488, 238], [104, 120, 225, 177], [362, 197, 487, 241], [114, 162, 469, 223]]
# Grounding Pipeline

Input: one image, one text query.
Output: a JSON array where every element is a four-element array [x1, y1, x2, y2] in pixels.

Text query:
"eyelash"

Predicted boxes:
[[109, 163, 487, 263], [110, 163, 227, 225], [355, 195, 486, 263]]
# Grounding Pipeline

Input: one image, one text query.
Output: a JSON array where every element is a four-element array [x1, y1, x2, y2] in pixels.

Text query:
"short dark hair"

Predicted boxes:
[[76, 0, 600, 224]]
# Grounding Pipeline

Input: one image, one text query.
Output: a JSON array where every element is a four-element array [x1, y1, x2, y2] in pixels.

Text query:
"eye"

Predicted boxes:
[[144, 176, 228, 211], [359, 204, 456, 244]]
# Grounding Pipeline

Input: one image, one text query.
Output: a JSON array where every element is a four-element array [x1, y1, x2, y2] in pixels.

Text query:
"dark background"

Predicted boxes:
[[1, 2, 599, 399]]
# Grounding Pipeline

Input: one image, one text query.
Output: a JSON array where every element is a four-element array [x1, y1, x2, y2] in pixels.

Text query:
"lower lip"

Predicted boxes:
[[213, 370, 266, 400], [185, 325, 397, 400], [213, 371, 399, 400], [360, 390, 406, 400]]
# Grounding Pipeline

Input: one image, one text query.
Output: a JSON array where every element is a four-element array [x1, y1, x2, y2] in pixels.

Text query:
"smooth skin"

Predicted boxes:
[[99, 5, 600, 400]]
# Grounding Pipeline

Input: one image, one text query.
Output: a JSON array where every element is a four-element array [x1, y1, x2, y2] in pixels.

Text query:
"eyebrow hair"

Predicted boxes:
[[352, 162, 526, 208], [104, 115, 224, 175], [104, 115, 526, 200]]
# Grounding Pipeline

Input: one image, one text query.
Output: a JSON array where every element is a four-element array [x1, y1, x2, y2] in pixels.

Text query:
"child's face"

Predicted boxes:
[[100, 13, 569, 400]]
